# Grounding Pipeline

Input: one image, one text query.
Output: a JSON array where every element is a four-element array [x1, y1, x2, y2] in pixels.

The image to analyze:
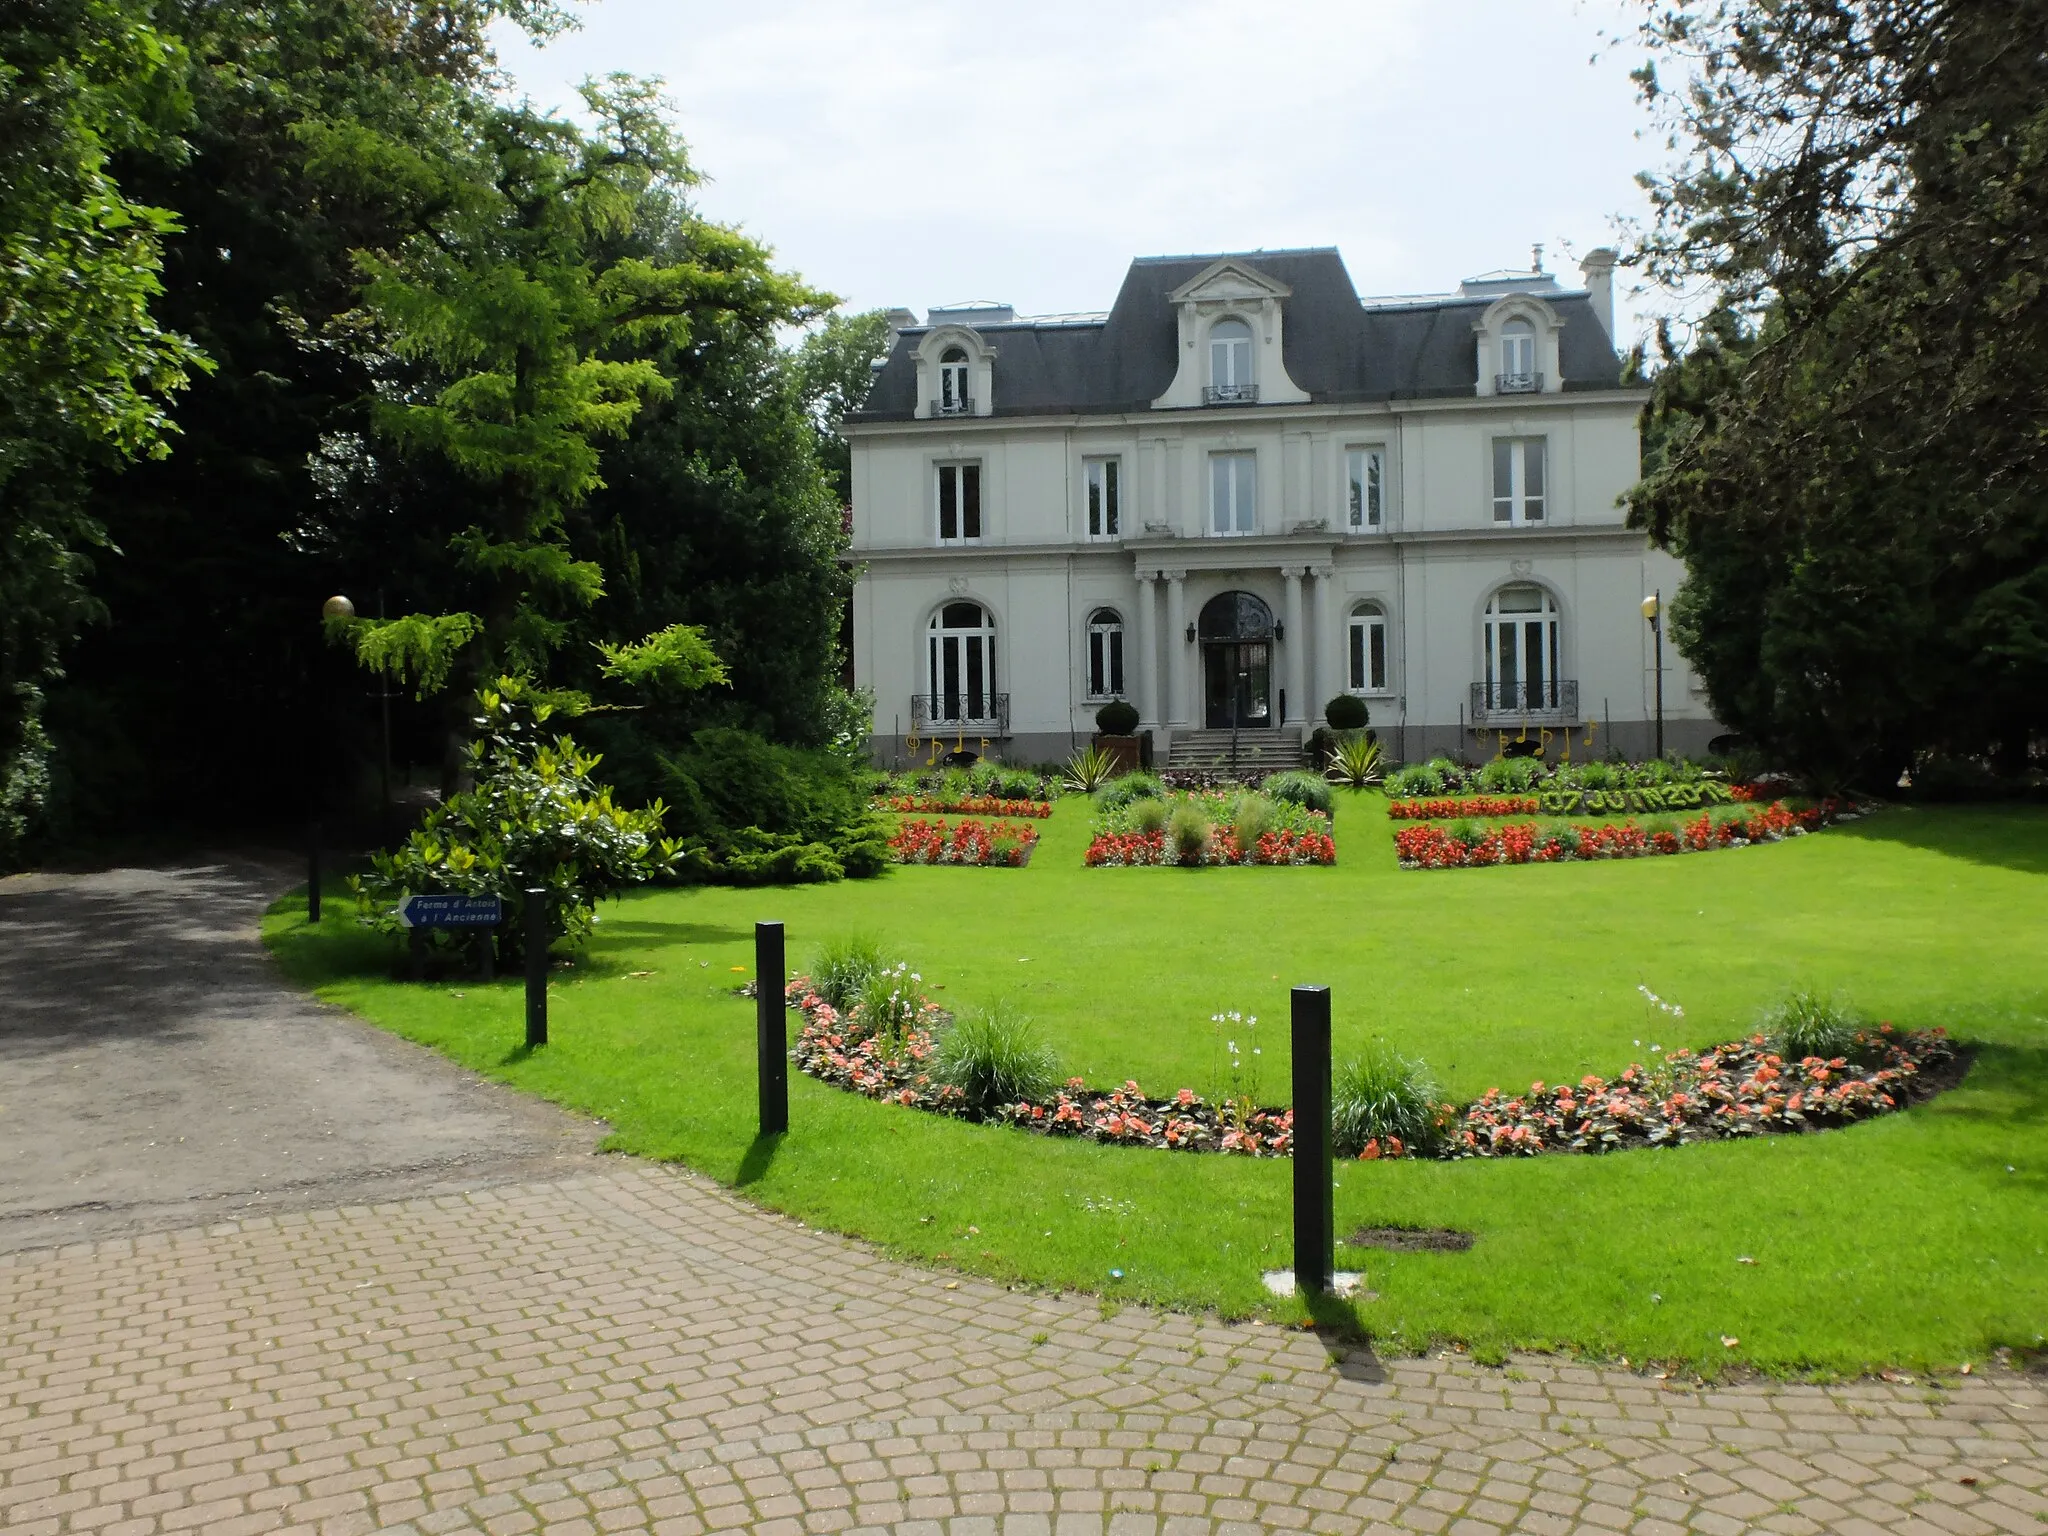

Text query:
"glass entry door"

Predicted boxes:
[[1203, 642, 1271, 728]]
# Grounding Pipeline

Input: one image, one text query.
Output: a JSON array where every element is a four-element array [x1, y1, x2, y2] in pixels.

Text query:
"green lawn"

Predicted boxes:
[[263, 793, 2048, 1376]]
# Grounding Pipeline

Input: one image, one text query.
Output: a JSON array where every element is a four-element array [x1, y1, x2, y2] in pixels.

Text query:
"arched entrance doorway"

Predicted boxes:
[[1198, 591, 1274, 728]]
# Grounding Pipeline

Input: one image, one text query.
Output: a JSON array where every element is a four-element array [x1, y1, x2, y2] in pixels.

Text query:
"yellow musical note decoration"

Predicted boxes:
[[1516, 720, 1529, 743], [1582, 718, 1597, 748], [1539, 727, 1554, 760], [1494, 729, 1509, 759], [925, 738, 939, 766]]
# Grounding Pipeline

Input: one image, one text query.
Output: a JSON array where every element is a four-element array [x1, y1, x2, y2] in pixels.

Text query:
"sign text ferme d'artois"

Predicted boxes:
[[397, 893, 504, 929]]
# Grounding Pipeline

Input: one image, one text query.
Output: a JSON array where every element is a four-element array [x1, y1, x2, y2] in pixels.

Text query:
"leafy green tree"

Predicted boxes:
[[1624, 0, 2048, 777], [0, 0, 206, 859], [795, 307, 891, 506]]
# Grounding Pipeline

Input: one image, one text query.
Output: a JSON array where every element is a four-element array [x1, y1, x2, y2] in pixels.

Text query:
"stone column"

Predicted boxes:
[[1133, 568, 1158, 730], [1282, 566, 1306, 727], [1310, 565, 1337, 722], [1165, 570, 1188, 728]]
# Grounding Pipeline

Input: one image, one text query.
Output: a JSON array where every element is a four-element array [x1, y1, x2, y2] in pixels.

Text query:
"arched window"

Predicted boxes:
[[1084, 608, 1125, 700], [927, 602, 998, 723], [1483, 584, 1560, 711], [1206, 317, 1255, 403], [1348, 602, 1389, 694], [1498, 320, 1537, 393], [938, 346, 971, 415]]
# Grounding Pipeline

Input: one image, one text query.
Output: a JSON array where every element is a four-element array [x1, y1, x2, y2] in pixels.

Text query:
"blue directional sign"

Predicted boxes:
[[398, 893, 504, 929]]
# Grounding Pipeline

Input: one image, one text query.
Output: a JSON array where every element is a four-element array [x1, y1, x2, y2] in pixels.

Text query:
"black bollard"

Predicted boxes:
[[756, 921, 788, 1137], [307, 821, 322, 924], [1291, 984, 1334, 1297], [524, 887, 549, 1048]]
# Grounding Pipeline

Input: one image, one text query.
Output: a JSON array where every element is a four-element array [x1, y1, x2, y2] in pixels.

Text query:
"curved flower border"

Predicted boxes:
[[781, 975, 1956, 1163]]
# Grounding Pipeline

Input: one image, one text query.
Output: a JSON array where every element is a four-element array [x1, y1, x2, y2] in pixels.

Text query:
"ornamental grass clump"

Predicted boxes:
[[933, 1002, 1062, 1116], [810, 935, 891, 1011], [1168, 802, 1212, 863], [846, 962, 926, 1053], [1332, 1046, 1447, 1158], [1130, 797, 1169, 836], [1231, 792, 1277, 853], [1263, 769, 1335, 816], [1762, 989, 1861, 1061], [1096, 771, 1164, 811]]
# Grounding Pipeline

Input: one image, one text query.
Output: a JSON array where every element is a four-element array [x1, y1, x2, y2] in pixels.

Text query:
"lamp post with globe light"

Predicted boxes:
[[1641, 591, 1665, 760], [322, 593, 394, 843]]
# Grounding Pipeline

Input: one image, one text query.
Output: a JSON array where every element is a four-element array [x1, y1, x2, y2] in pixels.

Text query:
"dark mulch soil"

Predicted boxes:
[[1346, 1226, 1477, 1253]]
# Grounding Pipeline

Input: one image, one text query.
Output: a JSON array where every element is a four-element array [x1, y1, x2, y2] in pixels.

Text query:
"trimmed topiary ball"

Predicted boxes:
[[1324, 694, 1369, 731], [1095, 699, 1141, 735]]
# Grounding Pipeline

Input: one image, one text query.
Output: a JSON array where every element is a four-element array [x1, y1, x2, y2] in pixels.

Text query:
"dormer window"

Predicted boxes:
[[938, 347, 972, 415], [1496, 321, 1540, 394], [1204, 318, 1257, 404]]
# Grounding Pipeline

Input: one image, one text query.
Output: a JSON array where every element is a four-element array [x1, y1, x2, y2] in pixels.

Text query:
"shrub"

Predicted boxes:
[[1062, 744, 1119, 793], [1478, 756, 1541, 792], [1095, 699, 1141, 736], [1761, 989, 1861, 1060], [845, 962, 925, 1052], [353, 682, 679, 960], [1537, 820, 1581, 856], [1332, 1046, 1445, 1156], [1231, 793, 1278, 851], [1386, 762, 1444, 797], [992, 767, 1041, 799], [659, 727, 886, 884], [1324, 734, 1384, 788], [1168, 802, 1212, 862], [1576, 760, 1617, 791], [1263, 769, 1335, 816], [1444, 817, 1481, 848], [1131, 797, 1170, 835], [1096, 771, 1164, 811], [810, 935, 891, 1011], [1324, 694, 1369, 730], [934, 1002, 1062, 1115], [1638, 756, 1679, 786]]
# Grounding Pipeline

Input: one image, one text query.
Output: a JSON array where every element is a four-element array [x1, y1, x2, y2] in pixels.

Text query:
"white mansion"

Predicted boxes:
[[842, 246, 1722, 768]]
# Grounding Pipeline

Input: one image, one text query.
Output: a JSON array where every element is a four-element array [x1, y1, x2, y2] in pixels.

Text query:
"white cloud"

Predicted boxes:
[[497, 0, 1661, 340]]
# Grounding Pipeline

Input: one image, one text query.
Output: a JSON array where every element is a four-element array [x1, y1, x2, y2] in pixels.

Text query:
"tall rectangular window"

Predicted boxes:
[[1209, 451, 1256, 535], [1346, 447, 1385, 531], [1490, 437, 1547, 525], [1084, 457, 1120, 539], [1348, 606, 1388, 693], [936, 461, 981, 543]]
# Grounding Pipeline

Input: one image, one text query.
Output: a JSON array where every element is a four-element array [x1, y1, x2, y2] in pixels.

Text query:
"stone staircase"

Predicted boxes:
[[1163, 727, 1303, 775]]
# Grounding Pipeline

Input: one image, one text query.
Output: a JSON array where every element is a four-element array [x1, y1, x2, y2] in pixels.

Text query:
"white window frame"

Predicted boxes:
[[927, 602, 999, 724], [1345, 446, 1386, 532], [1347, 603, 1390, 694], [1084, 608, 1125, 700], [1491, 436, 1547, 525], [1083, 456, 1121, 540], [938, 347, 970, 415], [935, 460, 982, 544], [1500, 323, 1535, 379], [1209, 450, 1257, 536], [1483, 584, 1561, 710], [1209, 317, 1253, 391]]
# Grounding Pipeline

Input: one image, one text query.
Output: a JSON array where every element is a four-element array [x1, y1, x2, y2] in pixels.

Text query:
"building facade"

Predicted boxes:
[[843, 247, 1722, 768]]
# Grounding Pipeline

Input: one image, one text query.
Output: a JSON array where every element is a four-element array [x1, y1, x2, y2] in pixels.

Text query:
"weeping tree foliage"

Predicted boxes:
[[1624, 0, 2048, 779], [0, 0, 207, 861], [325, 74, 825, 775]]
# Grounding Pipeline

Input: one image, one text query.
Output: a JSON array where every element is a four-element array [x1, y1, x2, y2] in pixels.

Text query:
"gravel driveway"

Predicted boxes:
[[0, 856, 602, 1252]]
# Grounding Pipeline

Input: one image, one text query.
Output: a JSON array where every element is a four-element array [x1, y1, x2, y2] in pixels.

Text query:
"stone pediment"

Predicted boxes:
[[1166, 259, 1293, 306]]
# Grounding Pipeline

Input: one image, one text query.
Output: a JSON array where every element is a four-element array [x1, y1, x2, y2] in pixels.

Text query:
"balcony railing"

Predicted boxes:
[[1202, 382, 1259, 405], [1494, 371, 1543, 394], [912, 692, 1010, 736], [932, 395, 975, 416], [1471, 679, 1580, 723]]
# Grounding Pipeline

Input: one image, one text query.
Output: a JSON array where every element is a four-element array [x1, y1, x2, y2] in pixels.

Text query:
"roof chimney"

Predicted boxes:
[[1579, 249, 1617, 339], [883, 307, 918, 346]]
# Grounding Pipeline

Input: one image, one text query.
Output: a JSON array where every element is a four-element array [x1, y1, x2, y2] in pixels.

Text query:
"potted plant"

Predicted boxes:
[[1092, 699, 1145, 776]]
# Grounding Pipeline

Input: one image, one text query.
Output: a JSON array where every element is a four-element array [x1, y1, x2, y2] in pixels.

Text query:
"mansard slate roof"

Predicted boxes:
[[848, 248, 1627, 423]]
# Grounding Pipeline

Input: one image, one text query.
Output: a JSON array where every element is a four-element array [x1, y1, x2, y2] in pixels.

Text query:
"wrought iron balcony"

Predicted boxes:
[[1494, 371, 1543, 394], [912, 692, 1010, 736], [1471, 679, 1580, 723], [1202, 383, 1259, 405], [932, 395, 975, 416]]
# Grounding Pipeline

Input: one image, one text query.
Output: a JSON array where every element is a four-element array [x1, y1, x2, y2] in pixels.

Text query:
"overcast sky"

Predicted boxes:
[[495, 0, 1667, 344]]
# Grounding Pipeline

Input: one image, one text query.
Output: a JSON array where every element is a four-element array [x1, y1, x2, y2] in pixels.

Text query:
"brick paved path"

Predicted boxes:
[[4, 1162, 2043, 1536]]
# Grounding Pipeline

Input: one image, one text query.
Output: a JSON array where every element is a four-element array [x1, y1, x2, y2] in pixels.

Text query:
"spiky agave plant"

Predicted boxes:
[[1062, 744, 1118, 793], [1325, 733, 1385, 787]]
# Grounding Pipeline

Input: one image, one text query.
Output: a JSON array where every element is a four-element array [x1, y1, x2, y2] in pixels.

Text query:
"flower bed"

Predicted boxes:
[[879, 795, 1054, 818], [787, 977, 1294, 1155], [888, 818, 1039, 866], [1388, 795, 1540, 820], [1393, 801, 1850, 868], [1443, 1025, 1955, 1157], [783, 974, 1955, 1164], [1087, 787, 1335, 867]]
